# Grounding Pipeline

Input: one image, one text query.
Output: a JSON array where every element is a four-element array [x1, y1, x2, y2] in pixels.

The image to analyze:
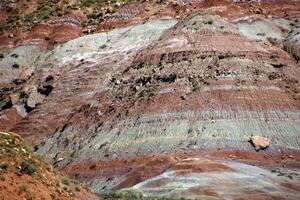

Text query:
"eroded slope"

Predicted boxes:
[[0, 131, 99, 200], [0, 0, 300, 199]]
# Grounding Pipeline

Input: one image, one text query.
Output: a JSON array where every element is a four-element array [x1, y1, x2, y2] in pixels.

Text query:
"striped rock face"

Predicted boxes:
[[1, 0, 300, 199]]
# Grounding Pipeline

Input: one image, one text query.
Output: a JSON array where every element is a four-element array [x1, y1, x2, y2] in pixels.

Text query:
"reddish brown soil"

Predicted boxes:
[[1, 0, 299, 51], [64, 150, 300, 190], [0, 108, 22, 131], [0, 132, 100, 200]]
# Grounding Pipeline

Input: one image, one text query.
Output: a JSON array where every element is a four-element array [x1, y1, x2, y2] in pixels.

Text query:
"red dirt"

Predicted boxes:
[[0, 132, 100, 200]]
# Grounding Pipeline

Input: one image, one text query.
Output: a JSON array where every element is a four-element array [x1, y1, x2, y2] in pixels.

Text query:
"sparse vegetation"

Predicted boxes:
[[101, 190, 193, 200], [50, 192, 57, 200], [1, 0, 138, 35], [18, 185, 27, 194], [0, 175, 5, 181], [26, 196, 34, 200], [0, 163, 9, 172], [0, 23, 14, 34], [204, 19, 213, 25], [20, 161, 37, 175], [0, 132, 94, 199], [62, 177, 70, 185], [12, 63, 20, 69], [0, 53, 4, 59], [81, 0, 97, 7], [11, 53, 18, 58]]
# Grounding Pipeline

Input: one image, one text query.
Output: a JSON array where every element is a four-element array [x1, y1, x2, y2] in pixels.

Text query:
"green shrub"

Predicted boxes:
[[62, 178, 70, 185], [20, 161, 37, 175], [0, 53, 4, 59], [0, 163, 8, 172], [101, 190, 194, 200], [81, 0, 97, 7], [50, 193, 57, 200]]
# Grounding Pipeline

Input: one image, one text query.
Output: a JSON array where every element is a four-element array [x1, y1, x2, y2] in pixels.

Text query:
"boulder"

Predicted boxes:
[[250, 135, 270, 151]]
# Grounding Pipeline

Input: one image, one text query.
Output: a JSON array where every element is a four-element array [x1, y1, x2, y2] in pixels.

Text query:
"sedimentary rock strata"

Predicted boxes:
[[0, 0, 300, 199]]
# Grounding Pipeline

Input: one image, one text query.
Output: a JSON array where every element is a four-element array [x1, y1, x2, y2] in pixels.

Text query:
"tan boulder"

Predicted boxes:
[[250, 135, 270, 151]]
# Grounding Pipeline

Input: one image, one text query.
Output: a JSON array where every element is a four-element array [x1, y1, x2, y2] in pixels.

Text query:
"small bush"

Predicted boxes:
[[101, 190, 194, 200], [26, 196, 34, 200], [204, 19, 213, 25], [11, 53, 18, 58], [20, 161, 37, 175], [0, 175, 5, 181], [0, 163, 8, 172], [12, 63, 20, 69], [18, 185, 27, 194], [50, 193, 57, 200], [0, 53, 4, 58], [62, 178, 70, 185]]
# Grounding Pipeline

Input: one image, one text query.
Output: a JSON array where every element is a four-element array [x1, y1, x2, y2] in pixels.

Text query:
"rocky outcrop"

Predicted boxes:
[[284, 26, 300, 62], [0, 0, 300, 199]]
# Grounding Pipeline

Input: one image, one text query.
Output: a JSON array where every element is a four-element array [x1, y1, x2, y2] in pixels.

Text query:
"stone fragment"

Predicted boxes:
[[9, 94, 19, 104], [56, 157, 64, 163], [250, 135, 270, 151]]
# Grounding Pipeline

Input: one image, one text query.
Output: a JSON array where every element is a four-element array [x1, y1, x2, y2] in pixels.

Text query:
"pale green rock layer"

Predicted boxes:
[[39, 19, 178, 67], [38, 109, 300, 164], [0, 45, 42, 84]]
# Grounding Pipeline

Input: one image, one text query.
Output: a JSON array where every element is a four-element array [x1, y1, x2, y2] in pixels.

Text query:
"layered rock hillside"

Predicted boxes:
[[1, 0, 300, 199]]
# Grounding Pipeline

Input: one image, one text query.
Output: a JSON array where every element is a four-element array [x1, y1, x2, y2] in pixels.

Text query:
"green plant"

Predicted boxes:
[[33, 152, 48, 163], [0, 53, 4, 58], [0, 163, 8, 172], [101, 190, 194, 200], [0, 24, 14, 34], [2, 146, 15, 156], [81, 0, 97, 7], [20, 161, 37, 175], [50, 193, 57, 200], [62, 178, 70, 185]]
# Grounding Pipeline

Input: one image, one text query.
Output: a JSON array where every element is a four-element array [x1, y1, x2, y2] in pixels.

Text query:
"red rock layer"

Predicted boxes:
[[1, 0, 299, 51]]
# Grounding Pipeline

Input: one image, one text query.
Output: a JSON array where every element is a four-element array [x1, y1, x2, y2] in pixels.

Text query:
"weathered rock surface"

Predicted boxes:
[[0, 0, 300, 199], [250, 135, 271, 151]]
